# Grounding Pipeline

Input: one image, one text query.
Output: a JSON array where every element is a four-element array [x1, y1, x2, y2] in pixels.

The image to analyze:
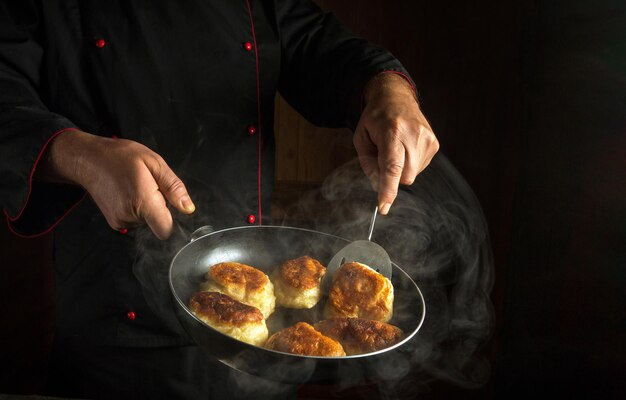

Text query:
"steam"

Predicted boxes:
[[274, 154, 495, 396], [131, 218, 194, 337], [131, 152, 493, 398]]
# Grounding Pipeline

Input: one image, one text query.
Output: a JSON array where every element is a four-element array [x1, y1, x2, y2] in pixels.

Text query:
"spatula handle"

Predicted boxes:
[[367, 206, 378, 241]]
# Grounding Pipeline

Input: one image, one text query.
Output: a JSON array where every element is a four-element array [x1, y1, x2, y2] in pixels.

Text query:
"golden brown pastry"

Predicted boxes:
[[324, 261, 394, 322], [201, 262, 275, 318], [265, 322, 346, 357], [189, 291, 268, 346], [272, 256, 326, 309], [314, 317, 404, 355]]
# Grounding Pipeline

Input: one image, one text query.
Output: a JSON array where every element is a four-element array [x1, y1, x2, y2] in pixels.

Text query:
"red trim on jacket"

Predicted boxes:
[[5, 193, 87, 239], [383, 70, 417, 95], [245, 0, 263, 225], [4, 127, 87, 238], [5, 127, 76, 221]]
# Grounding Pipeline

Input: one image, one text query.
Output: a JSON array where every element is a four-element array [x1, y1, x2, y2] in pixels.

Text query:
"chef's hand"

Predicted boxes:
[[354, 72, 439, 214], [37, 129, 195, 240]]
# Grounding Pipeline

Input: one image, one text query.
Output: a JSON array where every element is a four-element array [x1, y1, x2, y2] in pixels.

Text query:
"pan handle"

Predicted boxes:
[[189, 225, 214, 242]]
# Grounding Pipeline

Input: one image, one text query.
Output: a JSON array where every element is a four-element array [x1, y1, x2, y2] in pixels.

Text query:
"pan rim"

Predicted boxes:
[[169, 225, 426, 360]]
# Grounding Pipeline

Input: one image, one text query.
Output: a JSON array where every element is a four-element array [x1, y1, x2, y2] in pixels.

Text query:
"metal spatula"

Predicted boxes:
[[324, 206, 392, 289]]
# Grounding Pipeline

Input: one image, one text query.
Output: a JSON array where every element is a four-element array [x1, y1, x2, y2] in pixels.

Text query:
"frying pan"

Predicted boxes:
[[169, 225, 425, 384]]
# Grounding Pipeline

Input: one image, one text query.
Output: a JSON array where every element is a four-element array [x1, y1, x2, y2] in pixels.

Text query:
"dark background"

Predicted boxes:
[[1, 0, 624, 399]]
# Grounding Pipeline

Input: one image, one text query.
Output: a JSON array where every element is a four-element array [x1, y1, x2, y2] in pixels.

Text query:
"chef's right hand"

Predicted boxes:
[[38, 129, 195, 240]]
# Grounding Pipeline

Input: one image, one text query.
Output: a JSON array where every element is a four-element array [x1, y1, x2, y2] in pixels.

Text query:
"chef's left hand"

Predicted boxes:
[[354, 72, 439, 215]]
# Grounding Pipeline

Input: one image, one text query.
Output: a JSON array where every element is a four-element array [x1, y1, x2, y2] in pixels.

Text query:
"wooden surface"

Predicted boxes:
[[274, 95, 355, 184]]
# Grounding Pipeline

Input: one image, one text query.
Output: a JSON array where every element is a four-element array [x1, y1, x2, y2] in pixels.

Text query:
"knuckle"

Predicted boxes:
[[163, 177, 186, 196], [379, 187, 399, 202], [146, 152, 166, 172], [400, 175, 416, 186], [431, 137, 441, 152], [422, 128, 439, 146], [383, 161, 404, 178], [385, 121, 404, 140], [130, 196, 145, 218]]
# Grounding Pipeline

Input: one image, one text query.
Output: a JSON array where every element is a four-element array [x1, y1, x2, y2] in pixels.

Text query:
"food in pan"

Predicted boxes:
[[324, 261, 394, 322], [201, 262, 276, 318], [189, 291, 268, 346], [314, 317, 404, 356], [265, 322, 346, 357], [272, 256, 326, 309], [190, 256, 399, 355]]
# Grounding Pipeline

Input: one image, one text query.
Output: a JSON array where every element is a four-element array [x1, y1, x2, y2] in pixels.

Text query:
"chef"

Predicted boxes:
[[0, 0, 438, 398]]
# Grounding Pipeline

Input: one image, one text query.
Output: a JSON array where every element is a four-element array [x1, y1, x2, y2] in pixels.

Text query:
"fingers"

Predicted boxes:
[[400, 124, 438, 183], [138, 155, 195, 240], [355, 117, 439, 216], [356, 119, 420, 214], [356, 72, 440, 216], [353, 122, 379, 189], [141, 189, 174, 240], [355, 120, 415, 214], [147, 155, 196, 215], [144, 153, 196, 214], [376, 135, 406, 215], [418, 127, 440, 173], [78, 135, 196, 241]]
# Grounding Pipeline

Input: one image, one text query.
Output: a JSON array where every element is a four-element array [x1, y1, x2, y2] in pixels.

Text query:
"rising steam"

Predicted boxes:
[[273, 153, 495, 397], [132, 153, 494, 399]]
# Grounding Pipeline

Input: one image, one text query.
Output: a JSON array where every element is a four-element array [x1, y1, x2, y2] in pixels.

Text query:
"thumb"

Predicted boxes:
[[149, 159, 196, 215], [353, 123, 379, 190]]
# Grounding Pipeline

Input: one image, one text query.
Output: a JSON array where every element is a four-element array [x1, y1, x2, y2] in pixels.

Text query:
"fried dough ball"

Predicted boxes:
[[265, 322, 345, 357], [314, 317, 404, 355], [272, 256, 326, 309], [201, 262, 275, 318], [324, 261, 394, 322], [189, 291, 268, 346]]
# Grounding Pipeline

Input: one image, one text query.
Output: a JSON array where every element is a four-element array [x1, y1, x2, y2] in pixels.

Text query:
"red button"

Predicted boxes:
[[243, 41, 253, 51], [247, 125, 257, 136], [247, 214, 256, 224], [95, 38, 106, 48], [119, 228, 128, 235], [126, 311, 136, 320]]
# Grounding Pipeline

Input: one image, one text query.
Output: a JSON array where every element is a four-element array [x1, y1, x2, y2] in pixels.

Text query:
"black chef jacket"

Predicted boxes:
[[0, 0, 413, 348]]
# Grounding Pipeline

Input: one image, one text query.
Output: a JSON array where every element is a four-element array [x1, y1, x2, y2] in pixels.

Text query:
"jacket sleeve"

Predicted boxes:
[[276, 0, 416, 130], [0, 1, 85, 237]]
